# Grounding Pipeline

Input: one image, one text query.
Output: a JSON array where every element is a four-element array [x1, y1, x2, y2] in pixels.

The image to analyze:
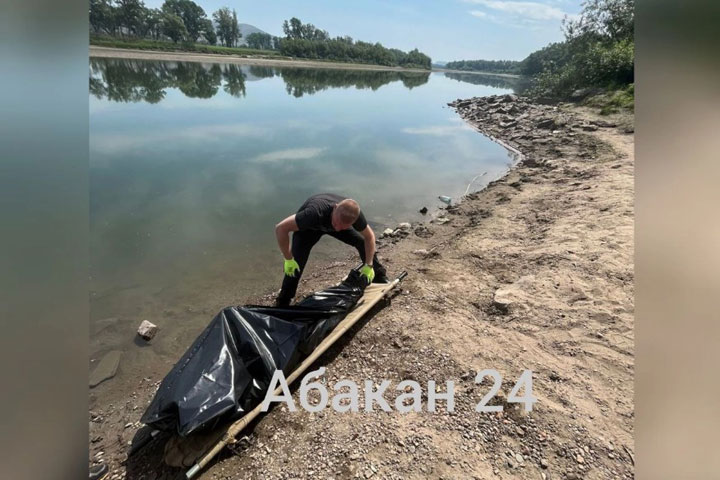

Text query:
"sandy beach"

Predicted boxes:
[[89, 46, 433, 73]]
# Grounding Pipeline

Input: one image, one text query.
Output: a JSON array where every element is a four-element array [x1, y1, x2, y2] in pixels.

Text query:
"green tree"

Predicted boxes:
[[246, 32, 272, 49], [563, 0, 633, 43], [213, 7, 240, 47], [521, 0, 634, 97], [161, 12, 188, 43], [277, 17, 432, 69], [161, 0, 208, 42], [445, 59, 521, 74], [201, 18, 216, 45], [231, 10, 240, 47], [282, 17, 303, 39], [116, 0, 146, 37], [143, 8, 163, 40], [90, 0, 116, 35]]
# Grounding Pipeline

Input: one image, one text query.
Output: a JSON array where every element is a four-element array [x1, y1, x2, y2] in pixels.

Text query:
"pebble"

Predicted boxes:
[[541, 458, 549, 469], [576, 454, 585, 464]]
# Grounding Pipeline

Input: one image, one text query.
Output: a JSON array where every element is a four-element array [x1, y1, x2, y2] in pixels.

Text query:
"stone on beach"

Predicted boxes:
[[89, 350, 122, 388], [137, 320, 158, 341]]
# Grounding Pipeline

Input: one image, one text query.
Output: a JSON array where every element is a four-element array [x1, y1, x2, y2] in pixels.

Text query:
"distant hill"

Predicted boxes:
[[237, 24, 273, 45]]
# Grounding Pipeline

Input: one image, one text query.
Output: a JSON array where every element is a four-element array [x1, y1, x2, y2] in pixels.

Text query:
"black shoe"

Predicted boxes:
[[89, 462, 108, 480], [274, 297, 291, 307], [372, 273, 390, 284]]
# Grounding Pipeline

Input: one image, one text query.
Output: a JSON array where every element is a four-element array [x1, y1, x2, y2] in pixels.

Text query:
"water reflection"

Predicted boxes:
[[443, 71, 529, 93], [90, 59, 243, 103], [278, 67, 430, 97], [89, 57, 433, 103]]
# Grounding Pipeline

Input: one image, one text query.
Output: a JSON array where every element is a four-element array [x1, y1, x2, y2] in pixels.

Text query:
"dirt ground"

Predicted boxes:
[[89, 95, 634, 480]]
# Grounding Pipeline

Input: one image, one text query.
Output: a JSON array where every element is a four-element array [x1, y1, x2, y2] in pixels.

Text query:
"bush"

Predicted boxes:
[[519, 0, 634, 100], [583, 83, 634, 114]]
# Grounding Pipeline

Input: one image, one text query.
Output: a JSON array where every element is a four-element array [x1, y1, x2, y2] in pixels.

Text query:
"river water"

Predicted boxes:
[[89, 56, 519, 402]]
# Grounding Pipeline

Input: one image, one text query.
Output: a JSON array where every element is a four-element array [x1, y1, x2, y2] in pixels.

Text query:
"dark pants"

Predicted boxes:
[[277, 229, 387, 306]]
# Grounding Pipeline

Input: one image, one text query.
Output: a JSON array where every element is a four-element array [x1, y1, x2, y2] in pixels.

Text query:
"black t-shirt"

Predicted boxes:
[[295, 193, 368, 233]]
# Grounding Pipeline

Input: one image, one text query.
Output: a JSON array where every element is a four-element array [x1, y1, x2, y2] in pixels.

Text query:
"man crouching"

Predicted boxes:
[[274, 193, 389, 306]]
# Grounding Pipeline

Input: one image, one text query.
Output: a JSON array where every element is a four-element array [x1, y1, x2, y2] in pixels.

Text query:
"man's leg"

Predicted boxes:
[[276, 230, 323, 306], [328, 229, 389, 283]]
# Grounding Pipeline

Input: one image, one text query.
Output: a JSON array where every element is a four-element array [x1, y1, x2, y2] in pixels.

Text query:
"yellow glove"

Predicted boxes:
[[360, 264, 375, 283], [284, 258, 300, 277]]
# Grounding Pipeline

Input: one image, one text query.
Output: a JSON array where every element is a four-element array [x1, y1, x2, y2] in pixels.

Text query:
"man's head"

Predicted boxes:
[[331, 198, 360, 231]]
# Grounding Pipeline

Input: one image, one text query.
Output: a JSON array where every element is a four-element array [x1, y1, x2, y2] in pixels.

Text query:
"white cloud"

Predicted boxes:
[[251, 147, 327, 163], [402, 125, 473, 136], [90, 123, 268, 155], [464, 0, 575, 23]]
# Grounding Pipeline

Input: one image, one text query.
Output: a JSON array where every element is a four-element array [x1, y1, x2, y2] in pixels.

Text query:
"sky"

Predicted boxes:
[[143, 0, 583, 62]]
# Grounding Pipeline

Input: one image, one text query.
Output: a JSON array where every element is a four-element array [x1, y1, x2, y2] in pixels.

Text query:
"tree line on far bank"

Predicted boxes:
[[278, 18, 431, 69], [89, 0, 432, 69], [444, 59, 521, 74], [445, 0, 634, 99]]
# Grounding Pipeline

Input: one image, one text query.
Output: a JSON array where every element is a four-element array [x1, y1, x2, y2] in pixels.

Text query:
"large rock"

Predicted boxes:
[[137, 320, 158, 341]]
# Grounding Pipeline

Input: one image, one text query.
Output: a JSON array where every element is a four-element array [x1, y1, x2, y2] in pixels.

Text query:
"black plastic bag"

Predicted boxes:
[[141, 270, 366, 436]]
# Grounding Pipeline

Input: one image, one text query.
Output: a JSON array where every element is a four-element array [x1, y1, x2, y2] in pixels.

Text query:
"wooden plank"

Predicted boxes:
[[180, 277, 403, 478]]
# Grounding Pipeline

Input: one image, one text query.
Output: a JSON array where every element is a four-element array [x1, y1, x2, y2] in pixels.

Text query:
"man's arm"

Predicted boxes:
[[275, 214, 299, 260], [360, 225, 376, 265]]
